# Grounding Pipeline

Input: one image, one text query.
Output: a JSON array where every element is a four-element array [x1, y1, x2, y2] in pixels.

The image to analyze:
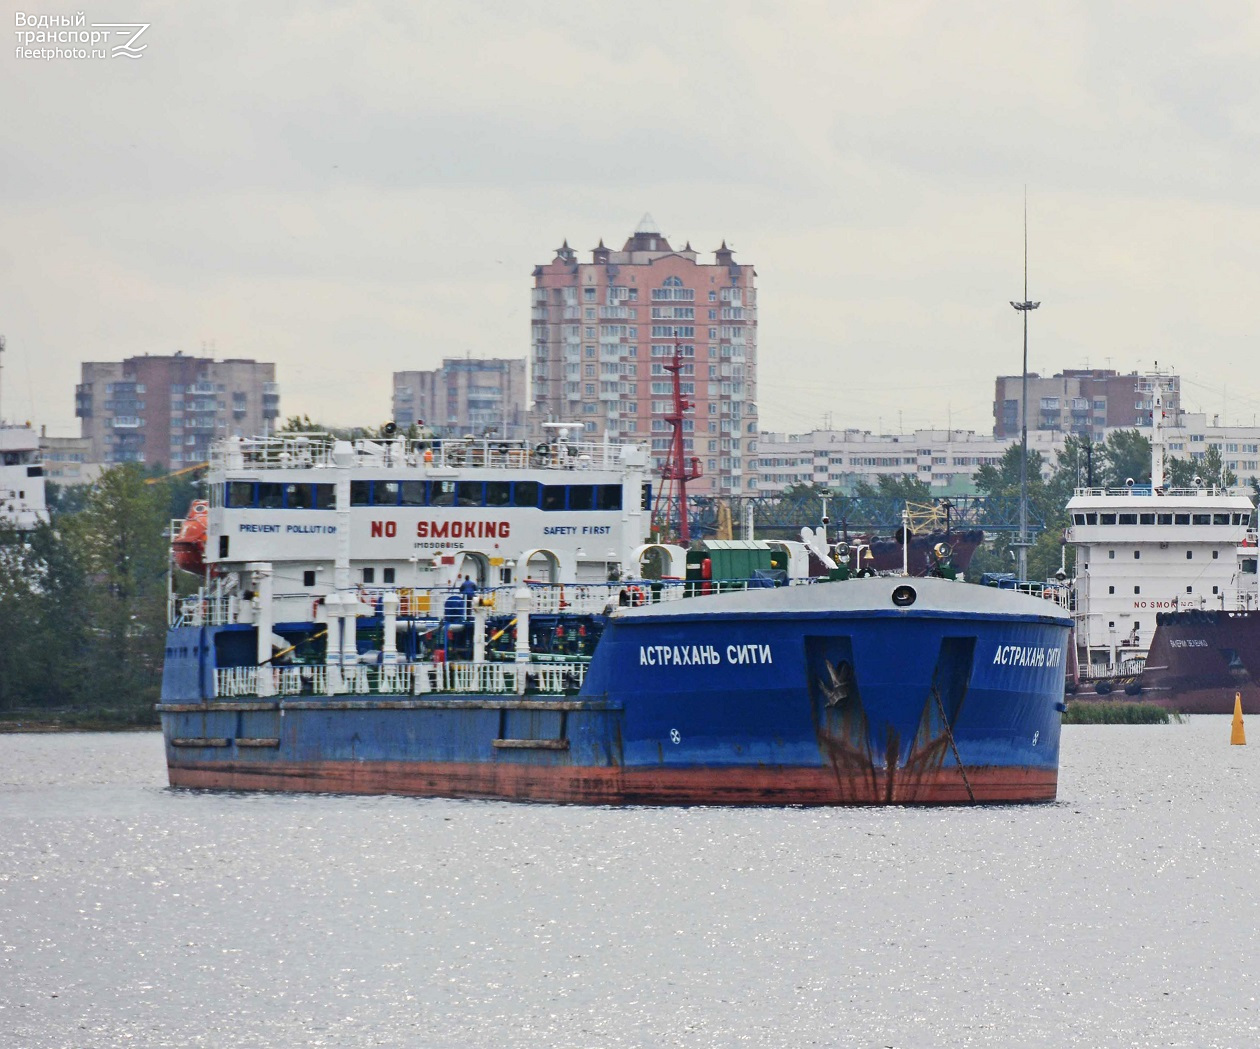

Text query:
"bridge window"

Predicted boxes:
[[1139, 513, 1155, 524], [456, 482, 484, 507], [542, 485, 566, 511], [1118, 513, 1137, 524], [513, 481, 541, 508], [258, 483, 284, 509], [314, 484, 334, 510], [226, 481, 254, 507], [400, 481, 425, 506], [1192, 514, 1210, 525], [1175, 513, 1190, 525], [1157, 513, 1172, 524], [485, 482, 511, 507], [373, 481, 401, 506], [284, 483, 312, 509], [351, 481, 370, 506], [596, 484, 622, 511], [1100, 513, 1116, 524], [568, 485, 595, 511], [1213, 514, 1230, 525], [430, 481, 456, 506]]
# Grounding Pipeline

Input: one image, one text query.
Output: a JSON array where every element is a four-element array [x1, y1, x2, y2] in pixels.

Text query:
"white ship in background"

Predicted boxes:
[[0, 336, 49, 531], [1066, 379, 1256, 708]]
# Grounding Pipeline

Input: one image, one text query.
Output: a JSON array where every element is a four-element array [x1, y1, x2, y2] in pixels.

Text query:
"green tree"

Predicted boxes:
[[967, 442, 1068, 581], [0, 522, 92, 711], [280, 413, 323, 433], [45, 481, 90, 517], [843, 474, 934, 533], [1163, 454, 1196, 489], [62, 465, 172, 715], [1098, 429, 1151, 489], [1199, 446, 1237, 489]]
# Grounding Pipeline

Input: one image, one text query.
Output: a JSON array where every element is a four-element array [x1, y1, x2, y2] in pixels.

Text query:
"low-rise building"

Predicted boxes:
[[754, 428, 1067, 494]]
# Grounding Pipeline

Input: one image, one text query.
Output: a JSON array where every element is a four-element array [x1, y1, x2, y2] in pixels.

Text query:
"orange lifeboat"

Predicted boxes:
[[172, 499, 209, 574]]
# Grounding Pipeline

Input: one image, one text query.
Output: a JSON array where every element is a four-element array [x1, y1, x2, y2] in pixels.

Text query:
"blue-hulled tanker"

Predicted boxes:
[[158, 432, 1070, 805]]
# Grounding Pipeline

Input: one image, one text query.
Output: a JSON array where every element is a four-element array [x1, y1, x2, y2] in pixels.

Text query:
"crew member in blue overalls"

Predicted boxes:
[[459, 574, 478, 617]]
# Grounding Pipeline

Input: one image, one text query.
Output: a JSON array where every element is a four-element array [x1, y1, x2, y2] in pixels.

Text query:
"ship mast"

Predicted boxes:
[[1010, 196, 1040, 580], [652, 338, 701, 543], [1151, 370, 1166, 491]]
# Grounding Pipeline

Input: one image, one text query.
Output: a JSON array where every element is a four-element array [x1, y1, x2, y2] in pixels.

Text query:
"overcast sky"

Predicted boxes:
[[4, 1, 1260, 439]]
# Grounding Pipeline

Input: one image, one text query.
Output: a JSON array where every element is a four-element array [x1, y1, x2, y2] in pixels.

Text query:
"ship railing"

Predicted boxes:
[[212, 660, 588, 698], [181, 577, 817, 628], [174, 592, 235, 627], [1071, 484, 1231, 498], [213, 435, 629, 473], [1077, 658, 1146, 682]]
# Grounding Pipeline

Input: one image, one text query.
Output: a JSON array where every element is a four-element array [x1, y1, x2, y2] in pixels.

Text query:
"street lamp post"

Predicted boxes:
[[1010, 211, 1040, 581]]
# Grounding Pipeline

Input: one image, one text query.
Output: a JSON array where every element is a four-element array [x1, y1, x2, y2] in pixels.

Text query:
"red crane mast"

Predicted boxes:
[[651, 340, 702, 543]]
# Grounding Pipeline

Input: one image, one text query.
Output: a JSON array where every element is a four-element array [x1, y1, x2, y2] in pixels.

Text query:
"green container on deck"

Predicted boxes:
[[687, 540, 775, 583]]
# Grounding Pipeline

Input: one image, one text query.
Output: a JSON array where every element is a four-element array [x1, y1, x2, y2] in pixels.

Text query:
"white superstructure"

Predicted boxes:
[[1065, 380, 1254, 673], [189, 430, 676, 622], [0, 423, 49, 531]]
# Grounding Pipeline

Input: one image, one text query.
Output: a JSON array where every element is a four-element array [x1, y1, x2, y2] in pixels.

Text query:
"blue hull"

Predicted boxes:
[[160, 579, 1071, 805]]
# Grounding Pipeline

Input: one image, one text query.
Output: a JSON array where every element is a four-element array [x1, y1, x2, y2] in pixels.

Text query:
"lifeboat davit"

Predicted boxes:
[[172, 499, 209, 574]]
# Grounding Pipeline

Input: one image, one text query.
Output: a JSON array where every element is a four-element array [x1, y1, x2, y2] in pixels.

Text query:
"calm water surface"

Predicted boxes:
[[1, 722, 1258, 1049]]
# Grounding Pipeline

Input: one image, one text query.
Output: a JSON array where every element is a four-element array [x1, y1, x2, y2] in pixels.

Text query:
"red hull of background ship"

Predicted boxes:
[[1138, 609, 1260, 714]]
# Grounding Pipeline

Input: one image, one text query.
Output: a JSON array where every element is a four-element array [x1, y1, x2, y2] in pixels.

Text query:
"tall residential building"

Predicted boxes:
[[993, 368, 1182, 440], [392, 358, 527, 439], [76, 353, 279, 466], [530, 216, 758, 495]]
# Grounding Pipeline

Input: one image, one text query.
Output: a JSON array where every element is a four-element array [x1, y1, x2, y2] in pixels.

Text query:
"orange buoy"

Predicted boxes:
[[1232, 692, 1246, 746]]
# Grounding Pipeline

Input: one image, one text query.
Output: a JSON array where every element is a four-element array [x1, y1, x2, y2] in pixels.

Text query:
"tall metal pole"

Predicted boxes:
[[1010, 197, 1040, 581]]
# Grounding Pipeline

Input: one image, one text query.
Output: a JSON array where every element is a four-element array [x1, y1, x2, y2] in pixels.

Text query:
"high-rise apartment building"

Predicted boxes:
[[76, 353, 279, 466], [392, 358, 527, 439], [993, 368, 1181, 440], [530, 216, 757, 495]]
